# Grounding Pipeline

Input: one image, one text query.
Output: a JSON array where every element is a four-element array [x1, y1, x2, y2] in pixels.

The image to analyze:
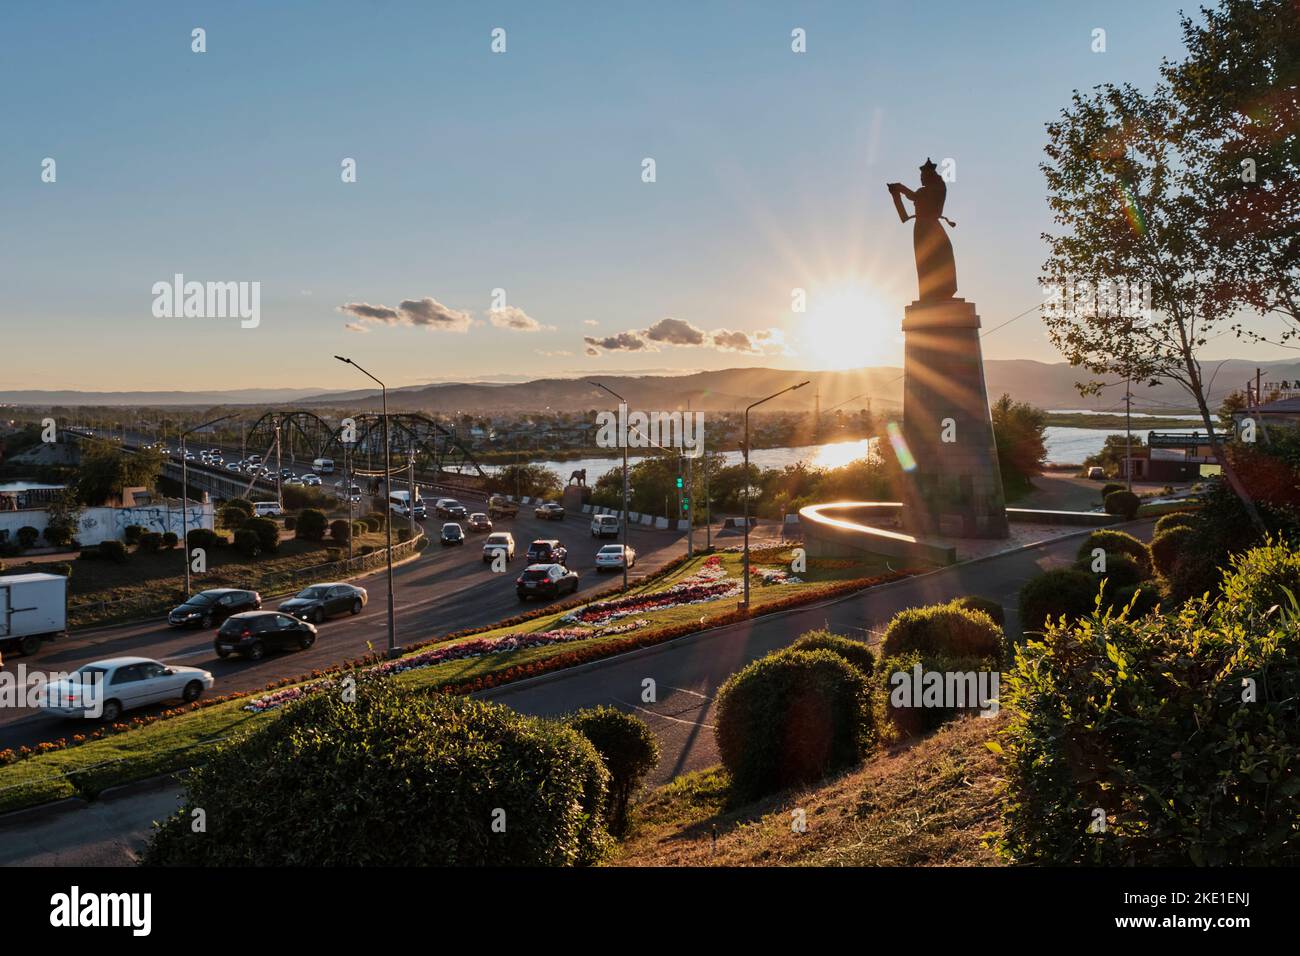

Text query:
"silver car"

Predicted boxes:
[[39, 656, 214, 722]]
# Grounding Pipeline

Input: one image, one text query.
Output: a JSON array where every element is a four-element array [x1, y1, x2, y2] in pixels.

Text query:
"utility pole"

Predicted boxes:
[[1125, 374, 1133, 491], [408, 456, 416, 542], [686, 410, 694, 558]]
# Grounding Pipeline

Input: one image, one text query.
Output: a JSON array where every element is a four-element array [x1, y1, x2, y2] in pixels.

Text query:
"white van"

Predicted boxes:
[[389, 490, 426, 520], [312, 457, 335, 474], [252, 501, 282, 518], [591, 514, 620, 538]]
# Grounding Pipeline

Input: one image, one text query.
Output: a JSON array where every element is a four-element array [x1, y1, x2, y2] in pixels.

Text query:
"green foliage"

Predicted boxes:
[[219, 504, 250, 530], [232, 528, 262, 558], [161, 531, 178, 549], [74, 439, 162, 506], [242, 515, 279, 554], [98, 539, 128, 563], [789, 629, 876, 676], [880, 604, 1004, 662], [1215, 537, 1300, 619], [143, 685, 611, 866], [42, 490, 80, 548], [991, 393, 1047, 494], [329, 518, 352, 544], [487, 463, 563, 501], [1075, 552, 1147, 590], [137, 531, 162, 553], [222, 497, 254, 521], [122, 525, 145, 545], [951, 595, 1005, 627], [877, 648, 1000, 738], [1018, 568, 1098, 633], [295, 508, 327, 541], [715, 649, 875, 800], [567, 706, 660, 838], [186, 528, 226, 551], [1002, 541, 1300, 865], [1104, 490, 1140, 520], [283, 515, 297, 532], [16, 526, 39, 550], [281, 484, 332, 512], [1154, 511, 1197, 535], [1150, 525, 1194, 578], [1100, 482, 1124, 502]]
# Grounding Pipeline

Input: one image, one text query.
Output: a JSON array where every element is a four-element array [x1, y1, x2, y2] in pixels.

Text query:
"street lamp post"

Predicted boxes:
[[180, 413, 238, 596], [742, 381, 810, 609], [589, 381, 630, 592], [336, 356, 399, 658]]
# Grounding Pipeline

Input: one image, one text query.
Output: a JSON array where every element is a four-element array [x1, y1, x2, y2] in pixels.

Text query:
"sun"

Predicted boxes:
[[798, 280, 898, 370]]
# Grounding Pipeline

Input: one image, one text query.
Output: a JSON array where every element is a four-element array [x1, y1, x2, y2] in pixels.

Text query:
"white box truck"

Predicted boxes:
[[0, 572, 68, 657]]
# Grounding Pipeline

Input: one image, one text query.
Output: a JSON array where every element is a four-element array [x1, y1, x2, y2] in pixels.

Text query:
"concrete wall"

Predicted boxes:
[[0, 502, 214, 548]]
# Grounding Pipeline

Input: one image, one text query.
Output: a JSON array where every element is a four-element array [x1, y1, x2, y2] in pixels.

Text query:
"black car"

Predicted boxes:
[[440, 522, 465, 545], [214, 611, 318, 660], [168, 588, 261, 628], [277, 583, 368, 623], [516, 563, 579, 601], [526, 539, 567, 565], [436, 499, 468, 519]]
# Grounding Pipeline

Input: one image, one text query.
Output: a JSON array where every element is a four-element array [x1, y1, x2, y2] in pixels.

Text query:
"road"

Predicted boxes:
[[0, 494, 708, 751]]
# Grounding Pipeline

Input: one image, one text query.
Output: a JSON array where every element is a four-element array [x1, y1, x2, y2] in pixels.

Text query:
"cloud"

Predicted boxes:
[[645, 317, 706, 346], [339, 302, 401, 323], [490, 305, 550, 332], [338, 297, 473, 332], [584, 331, 648, 353], [711, 327, 789, 354], [535, 348, 573, 357], [583, 319, 600, 327], [343, 322, 371, 334]]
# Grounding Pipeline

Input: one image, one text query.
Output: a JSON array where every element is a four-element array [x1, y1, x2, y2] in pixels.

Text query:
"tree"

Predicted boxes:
[[487, 463, 562, 501], [990, 394, 1048, 494], [1040, 54, 1265, 530], [43, 489, 82, 547], [74, 439, 163, 506]]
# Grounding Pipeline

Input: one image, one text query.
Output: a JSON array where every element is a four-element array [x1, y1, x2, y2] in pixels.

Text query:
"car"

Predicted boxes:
[[247, 454, 263, 465], [482, 531, 516, 563], [440, 522, 465, 545], [302, 473, 322, 487], [214, 611, 318, 661], [167, 588, 261, 628], [38, 657, 214, 722], [278, 583, 367, 623], [280, 468, 295, 479], [487, 494, 518, 520], [284, 476, 304, 486], [1086, 466, 1106, 480], [526, 539, 567, 565], [535, 502, 566, 520], [467, 512, 493, 532], [595, 543, 636, 571], [591, 514, 620, 538], [252, 500, 282, 518], [435, 498, 468, 519], [225, 461, 242, 472], [516, 563, 579, 601]]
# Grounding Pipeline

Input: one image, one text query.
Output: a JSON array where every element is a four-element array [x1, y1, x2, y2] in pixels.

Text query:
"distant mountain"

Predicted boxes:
[[0, 388, 332, 407]]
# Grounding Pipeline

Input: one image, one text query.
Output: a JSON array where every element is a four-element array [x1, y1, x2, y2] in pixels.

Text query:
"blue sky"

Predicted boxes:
[[3, 0, 1275, 391]]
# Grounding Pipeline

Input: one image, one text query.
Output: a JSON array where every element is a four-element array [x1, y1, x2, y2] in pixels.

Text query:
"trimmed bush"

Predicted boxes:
[[242, 515, 280, 554], [1076, 529, 1151, 575], [789, 629, 875, 676], [353, 520, 367, 539], [1018, 568, 1098, 632], [219, 504, 250, 530], [122, 524, 145, 545], [78, 548, 99, 561], [1215, 538, 1300, 620], [325, 547, 343, 561], [281, 484, 333, 512], [880, 604, 1004, 662], [233, 528, 262, 558], [98, 539, 128, 563], [1104, 489, 1141, 520], [1100, 482, 1123, 502], [950, 595, 1005, 627], [186, 528, 225, 552], [137, 531, 163, 553], [877, 648, 1000, 738], [567, 706, 660, 838], [1075, 552, 1146, 590], [16, 526, 40, 550], [1106, 583, 1162, 618], [1154, 511, 1197, 536], [162, 531, 178, 549], [223, 497, 254, 520], [363, 514, 382, 532], [1150, 525, 1194, 578], [142, 685, 611, 866], [283, 515, 297, 531], [295, 508, 328, 541], [715, 649, 874, 800], [329, 519, 352, 544], [358, 544, 375, 556]]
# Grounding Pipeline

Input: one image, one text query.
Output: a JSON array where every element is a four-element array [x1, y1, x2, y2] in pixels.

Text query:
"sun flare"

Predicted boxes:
[[798, 280, 897, 370]]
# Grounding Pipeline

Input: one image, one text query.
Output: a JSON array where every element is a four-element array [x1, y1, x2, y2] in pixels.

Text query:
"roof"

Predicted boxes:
[[83, 656, 159, 668], [0, 572, 67, 585]]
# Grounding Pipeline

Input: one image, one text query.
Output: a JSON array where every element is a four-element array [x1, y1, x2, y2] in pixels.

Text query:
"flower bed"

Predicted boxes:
[[561, 555, 742, 627]]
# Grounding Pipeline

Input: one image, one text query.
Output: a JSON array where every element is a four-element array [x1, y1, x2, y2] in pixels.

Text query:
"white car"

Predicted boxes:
[[482, 531, 516, 563], [39, 657, 214, 722], [595, 543, 635, 571], [591, 514, 620, 538], [302, 474, 322, 487], [252, 501, 282, 518]]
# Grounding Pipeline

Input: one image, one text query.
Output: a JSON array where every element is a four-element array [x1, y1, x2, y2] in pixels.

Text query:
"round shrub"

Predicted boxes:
[[1105, 583, 1162, 618], [1076, 529, 1152, 575], [242, 515, 280, 554], [880, 604, 1004, 662], [1150, 525, 1194, 578], [326, 547, 343, 561], [1018, 568, 1098, 632], [98, 539, 128, 563], [353, 520, 367, 539], [162, 531, 178, 549], [78, 548, 99, 561], [1075, 551, 1146, 589], [142, 685, 611, 866], [122, 524, 145, 545], [137, 531, 163, 553], [567, 705, 660, 838], [789, 629, 875, 676], [16, 526, 39, 550], [233, 528, 262, 558], [43, 524, 73, 547], [219, 504, 250, 530], [329, 518, 352, 544], [186, 527, 225, 552], [283, 515, 297, 531], [1100, 482, 1123, 502], [359, 544, 376, 556], [950, 595, 1005, 627], [1154, 511, 1197, 535], [715, 649, 874, 800], [1104, 489, 1141, 520], [295, 508, 328, 541], [223, 497, 254, 520], [877, 648, 1000, 738], [363, 514, 382, 532], [1215, 539, 1300, 620]]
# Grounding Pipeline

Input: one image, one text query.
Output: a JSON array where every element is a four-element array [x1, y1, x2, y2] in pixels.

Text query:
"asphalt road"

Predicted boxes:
[[1, 495, 705, 751]]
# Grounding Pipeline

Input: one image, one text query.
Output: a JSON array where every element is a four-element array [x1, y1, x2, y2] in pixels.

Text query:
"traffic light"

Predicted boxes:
[[675, 476, 683, 489], [682, 497, 690, 511]]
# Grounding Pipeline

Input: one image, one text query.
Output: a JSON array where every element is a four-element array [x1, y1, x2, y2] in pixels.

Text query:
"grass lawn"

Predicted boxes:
[[0, 547, 916, 815]]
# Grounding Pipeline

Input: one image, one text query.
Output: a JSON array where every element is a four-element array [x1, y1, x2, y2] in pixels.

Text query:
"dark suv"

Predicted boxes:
[[168, 588, 261, 628], [516, 563, 579, 601], [214, 611, 318, 660], [526, 539, 567, 565]]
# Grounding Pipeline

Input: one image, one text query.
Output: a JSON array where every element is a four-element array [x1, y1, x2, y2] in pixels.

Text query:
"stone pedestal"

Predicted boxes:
[[900, 298, 1008, 538], [561, 483, 587, 513]]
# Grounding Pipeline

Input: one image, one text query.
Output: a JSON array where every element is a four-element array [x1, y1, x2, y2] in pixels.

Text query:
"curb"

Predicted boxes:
[[0, 796, 89, 832], [95, 771, 183, 803]]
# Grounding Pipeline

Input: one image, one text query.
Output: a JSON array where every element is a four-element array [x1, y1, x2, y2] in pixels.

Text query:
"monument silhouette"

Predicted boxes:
[[888, 160, 1008, 538]]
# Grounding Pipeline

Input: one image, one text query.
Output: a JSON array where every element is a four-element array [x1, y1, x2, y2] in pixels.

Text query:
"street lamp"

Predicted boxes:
[[180, 413, 238, 596], [336, 355, 399, 658], [589, 381, 630, 592], [742, 380, 810, 609]]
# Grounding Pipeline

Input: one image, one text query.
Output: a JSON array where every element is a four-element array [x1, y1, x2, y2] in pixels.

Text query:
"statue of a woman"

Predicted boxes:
[[888, 159, 958, 302]]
